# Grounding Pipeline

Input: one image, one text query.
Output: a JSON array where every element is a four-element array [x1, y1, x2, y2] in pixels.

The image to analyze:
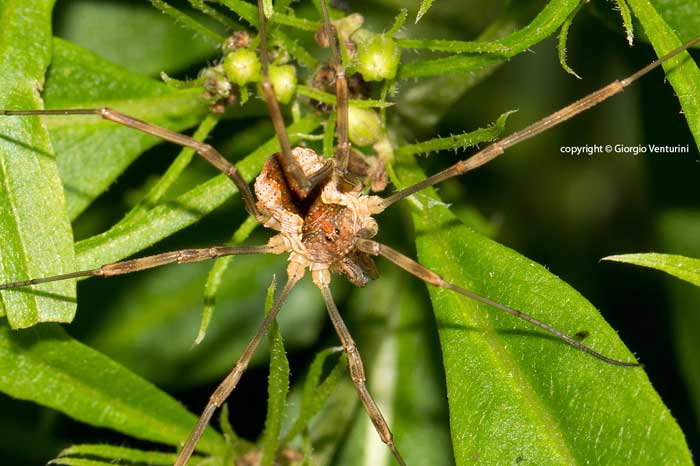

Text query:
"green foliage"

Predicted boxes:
[[197, 215, 258, 344], [54, 444, 187, 465], [0, 0, 75, 328], [0, 321, 223, 453], [280, 347, 346, 446], [394, 111, 513, 157], [57, 0, 219, 76], [616, 0, 636, 45], [390, 151, 691, 465], [557, 1, 585, 79], [398, 0, 584, 79], [45, 38, 209, 219], [0, 0, 698, 465], [415, 0, 434, 24], [603, 253, 700, 286], [260, 278, 290, 466]]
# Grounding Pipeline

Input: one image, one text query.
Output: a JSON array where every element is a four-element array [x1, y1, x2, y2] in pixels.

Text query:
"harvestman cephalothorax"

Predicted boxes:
[[1, 1, 699, 465]]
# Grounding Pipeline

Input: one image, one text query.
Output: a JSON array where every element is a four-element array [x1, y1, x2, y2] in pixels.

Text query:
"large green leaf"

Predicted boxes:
[[390, 152, 692, 465], [0, 320, 223, 454], [651, 0, 700, 42], [55, 0, 219, 76], [44, 38, 210, 219], [603, 252, 700, 286], [0, 0, 76, 328]]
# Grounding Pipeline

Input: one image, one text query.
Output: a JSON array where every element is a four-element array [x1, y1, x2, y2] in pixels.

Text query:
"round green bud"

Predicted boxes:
[[356, 34, 400, 81], [348, 105, 383, 147], [223, 48, 261, 86], [268, 64, 297, 105]]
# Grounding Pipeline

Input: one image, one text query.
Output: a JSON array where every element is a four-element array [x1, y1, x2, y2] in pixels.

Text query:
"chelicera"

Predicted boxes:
[[1, 1, 698, 465]]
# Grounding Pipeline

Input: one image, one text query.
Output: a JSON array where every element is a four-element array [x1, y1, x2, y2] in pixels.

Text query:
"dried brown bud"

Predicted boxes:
[[223, 30, 251, 53], [314, 23, 337, 48]]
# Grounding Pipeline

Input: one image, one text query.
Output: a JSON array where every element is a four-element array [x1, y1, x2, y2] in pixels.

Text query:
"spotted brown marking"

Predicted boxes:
[[254, 146, 382, 285]]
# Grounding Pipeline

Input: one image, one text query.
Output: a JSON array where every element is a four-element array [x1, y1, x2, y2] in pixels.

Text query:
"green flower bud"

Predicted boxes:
[[356, 34, 400, 81], [348, 105, 383, 147], [337, 13, 364, 38], [223, 48, 261, 86], [269, 64, 297, 105]]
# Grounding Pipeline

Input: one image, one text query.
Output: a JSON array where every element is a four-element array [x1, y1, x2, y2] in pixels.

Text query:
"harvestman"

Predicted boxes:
[[1, 1, 699, 465]]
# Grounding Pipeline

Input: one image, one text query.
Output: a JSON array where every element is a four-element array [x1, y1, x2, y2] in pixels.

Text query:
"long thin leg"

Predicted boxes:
[[356, 238, 639, 367], [174, 268, 303, 466], [318, 0, 350, 172], [379, 37, 700, 210], [316, 280, 407, 466], [0, 107, 263, 219], [256, 0, 332, 195], [0, 244, 278, 290]]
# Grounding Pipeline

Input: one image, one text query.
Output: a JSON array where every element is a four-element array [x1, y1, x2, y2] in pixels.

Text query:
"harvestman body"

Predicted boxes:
[[1, 1, 698, 465]]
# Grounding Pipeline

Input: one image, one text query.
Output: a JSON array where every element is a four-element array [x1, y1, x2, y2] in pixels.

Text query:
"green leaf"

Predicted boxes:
[[57, 444, 180, 465], [0, 0, 76, 328], [0, 320, 223, 453], [394, 110, 513, 157], [626, 0, 700, 151], [616, 0, 635, 45], [387, 9, 408, 36], [397, 38, 510, 55], [650, 0, 700, 44], [50, 458, 115, 466], [44, 38, 210, 219], [197, 215, 258, 344], [55, 0, 218, 76], [261, 277, 290, 466], [556, 1, 583, 79], [602, 253, 700, 286], [389, 152, 693, 465], [148, 0, 225, 46], [394, 12, 518, 132], [281, 347, 346, 445], [399, 0, 582, 79], [118, 113, 222, 229], [415, 0, 435, 23]]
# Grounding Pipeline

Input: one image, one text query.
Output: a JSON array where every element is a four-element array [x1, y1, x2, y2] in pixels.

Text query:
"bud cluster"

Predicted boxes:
[[196, 30, 299, 112], [309, 13, 402, 152]]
